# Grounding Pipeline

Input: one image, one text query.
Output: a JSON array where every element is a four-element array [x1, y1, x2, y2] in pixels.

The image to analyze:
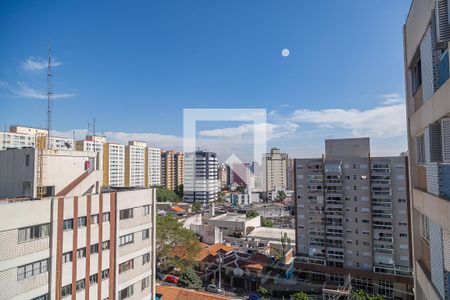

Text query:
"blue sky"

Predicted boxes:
[[0, 0, 411, 161]]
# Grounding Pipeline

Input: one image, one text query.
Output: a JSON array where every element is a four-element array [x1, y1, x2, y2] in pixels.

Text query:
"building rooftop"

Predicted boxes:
[[246, 227, 295, 241], [209, 213, 248, 222], [155, 285, 231, 300]]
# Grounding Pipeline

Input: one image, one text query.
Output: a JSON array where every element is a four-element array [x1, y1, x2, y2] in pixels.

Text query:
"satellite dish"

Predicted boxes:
[[233, 268, 244, 277]]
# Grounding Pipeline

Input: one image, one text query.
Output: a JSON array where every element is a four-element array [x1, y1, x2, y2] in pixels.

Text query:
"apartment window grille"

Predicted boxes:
[[18, 223, 50, 242]]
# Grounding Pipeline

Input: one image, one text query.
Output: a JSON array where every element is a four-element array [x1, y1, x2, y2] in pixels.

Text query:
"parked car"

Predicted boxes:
[[156, 273, 166, 281], [164, 275, 179, 284], [206, 284, 224, 294], [248, 293, 261, 300]]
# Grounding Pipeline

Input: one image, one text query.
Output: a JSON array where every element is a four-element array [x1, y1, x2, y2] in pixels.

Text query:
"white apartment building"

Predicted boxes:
[[75, 135, 106, 153], [103, 143, 125, 187], [294, 138, 413, 299], [184, 150, 219, 203], [125, 141, 146, 188], [262, 148, 288, 199], [1, 130, 74, 151], [147, 147, 161, 187]]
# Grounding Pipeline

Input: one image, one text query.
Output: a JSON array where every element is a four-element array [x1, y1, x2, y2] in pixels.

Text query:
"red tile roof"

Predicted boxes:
[[156, 285, 231, 300]]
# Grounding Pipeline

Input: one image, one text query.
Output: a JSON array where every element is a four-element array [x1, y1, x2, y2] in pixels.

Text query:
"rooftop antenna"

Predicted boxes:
[[47, 44, 53, 149]]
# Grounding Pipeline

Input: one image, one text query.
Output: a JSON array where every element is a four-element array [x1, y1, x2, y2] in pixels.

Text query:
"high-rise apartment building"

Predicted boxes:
[[218, 163, 229, 187], [75, 135, 106, 153], [262, 147, 288, 198], [404, 1, 450, 298], [184, 150, 219, 203], [294, 138, 413, 299], [146, 147, 161, 187], [0, 148, 156, 300], [287, 158, 295, 191], [160, 150, 184, 191], [103, 143, 125, 187], [125, 141, 146, 188]]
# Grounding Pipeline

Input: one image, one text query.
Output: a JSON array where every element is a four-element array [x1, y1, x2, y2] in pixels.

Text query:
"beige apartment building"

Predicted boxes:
[[404, 1, 450, 299], [294, 138, 413, 299], [0, 147, 156, 300], [160, 150, 184, 191], [262, 148, 288, 199]]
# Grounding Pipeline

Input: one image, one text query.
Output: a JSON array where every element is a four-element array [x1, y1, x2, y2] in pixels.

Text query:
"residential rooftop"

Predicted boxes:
[[246, 227, 295, 242]]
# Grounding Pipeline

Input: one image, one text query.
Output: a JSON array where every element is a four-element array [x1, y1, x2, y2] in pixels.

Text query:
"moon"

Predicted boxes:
[[281, 48, 290, 57]]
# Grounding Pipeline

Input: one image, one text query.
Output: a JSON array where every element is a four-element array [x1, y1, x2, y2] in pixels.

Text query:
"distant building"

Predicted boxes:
[[147, 147, 161, 187], [75, 135, 105, 153], [125, 141, 146, 187], [103, 143, 125, 187], [161, 150, 184, 191], [286, 158, 295, 190], [208, 213, 260, 237], [184, 150, 219, 203], [230, 162, 252, 187], [218, 163, 229, 187], [294, 138, 412, 299], [262, 148, 288, 199]]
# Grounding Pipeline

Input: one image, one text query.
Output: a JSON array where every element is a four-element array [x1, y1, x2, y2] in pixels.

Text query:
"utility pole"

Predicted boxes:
[[217, 251, 223, 290], [47, 44, 53, 149]]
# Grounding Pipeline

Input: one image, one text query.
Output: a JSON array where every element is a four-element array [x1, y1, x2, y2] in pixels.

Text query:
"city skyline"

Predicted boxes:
[[0, 1, 411, 161]]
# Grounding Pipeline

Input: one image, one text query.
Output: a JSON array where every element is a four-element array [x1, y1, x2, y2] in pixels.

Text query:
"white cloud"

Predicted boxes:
[[22, 57, 62, 71], [288, 102, 406, 138], [14, 82, 75, 99], [380, 93, 404, 105], [0, 80, 7, 87], [198, 122, 298, 141]]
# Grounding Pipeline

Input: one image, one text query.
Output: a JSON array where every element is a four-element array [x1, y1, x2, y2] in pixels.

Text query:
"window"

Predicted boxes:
[[90, 243, 99, 254], [412, 58, 422, 95], [119, 259, 134, 273], [119, 285, 134, 300], [398, 198, 406, 203], [141, 277, 150, 291], [142, 252, 150, 265], [31, 294, 48, 300], [77, 247, 86, 259], [142, 229, 150, 240], [25, 154, 30, 166], [17, 259, 48, 280], [102, 212, 110, 222], [119, 233, 134, 246], [90, 273, 98, 284], [78, 216, 87, 228], [101, 269, 110, 280], [143, 205, 150, 215], [76, 279, 85, 292], [416, 135, 425, 164], [400, 233, 408, 238], [63, 251, 73, 263], [18, 223, 50, 243], [91, 214, 99, 224], [102, 240, 110, 250], [61, 284, 72, 298], [120, 208, 134, 220], [63, 219, 73, 231]]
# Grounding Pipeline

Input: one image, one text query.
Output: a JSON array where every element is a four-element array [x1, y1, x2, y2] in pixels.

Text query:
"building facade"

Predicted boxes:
[[294, 138, 413, 299], [262, 148, 288, 198], [184, 150, 219, 203], [125, 141, 146, 188], [404, 1, 450, 299], [160, 150, 184, 191], [103, 143, 126, 187], [146, 147, 161, 187]]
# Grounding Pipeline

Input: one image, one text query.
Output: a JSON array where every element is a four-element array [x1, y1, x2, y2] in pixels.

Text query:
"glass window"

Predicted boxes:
[[119, 208, 134, 220], [63, 251, 73, 263], [143, 205, 150, 215], [18, 223, 50, 242], [76, 279, 85, 292], [78, 216, 87, 228], [119, 259, 134, 273], [101, 269, 109, 280], [102, 212, 110, 222], [119, 285, 134, 300], [61, 284, 72, 298], [119, 233, 134, 246], [17, 259, 49, 280], [91, 214, 99, 224], [90, 243, 99, 254], [142, 253, 150, 265], [77, 247, 86, 259], [142, 229, 150, 240], [141, 277, 149, 291], [63, 219, 73, 231], [102, 240, 110, 250], [90, 273, 98, 284]]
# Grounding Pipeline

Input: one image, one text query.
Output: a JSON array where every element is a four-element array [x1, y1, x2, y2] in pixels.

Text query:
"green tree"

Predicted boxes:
[[276, 190, 287, 201], [292, 292, 309, 300], [156, 187, 180, 203], [257, 286, 268, 300], [156, 215, 201, 270], [261, 217, 274, 227], [174, 184, 183, 198], [352, 290, 384, 300], [192, 202, 202, 213], [179, 267, 202, 290], [246, 210, 259, 219]]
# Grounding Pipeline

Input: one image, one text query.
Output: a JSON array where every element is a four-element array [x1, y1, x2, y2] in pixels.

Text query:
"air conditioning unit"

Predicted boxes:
[[436, 0, 450, 43]]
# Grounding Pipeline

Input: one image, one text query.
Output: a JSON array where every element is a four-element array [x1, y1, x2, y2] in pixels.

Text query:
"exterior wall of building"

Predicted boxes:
[[103, 143, 125, 187], [0, 131, 73, 151], [404, 1, 450, 298], [208, 214, 261, 237], [161, 151, 184, 191], [262, 148, 288, 197], [294, 138, 412, 299], [184, 151, 219, 203], [125, 143, 146, 188], [0, 189, 156, 300], [147, 147, 161, 187]]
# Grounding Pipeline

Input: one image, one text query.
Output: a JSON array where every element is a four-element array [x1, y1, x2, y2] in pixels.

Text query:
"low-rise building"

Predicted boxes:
[[208, 213, 260, 237]]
